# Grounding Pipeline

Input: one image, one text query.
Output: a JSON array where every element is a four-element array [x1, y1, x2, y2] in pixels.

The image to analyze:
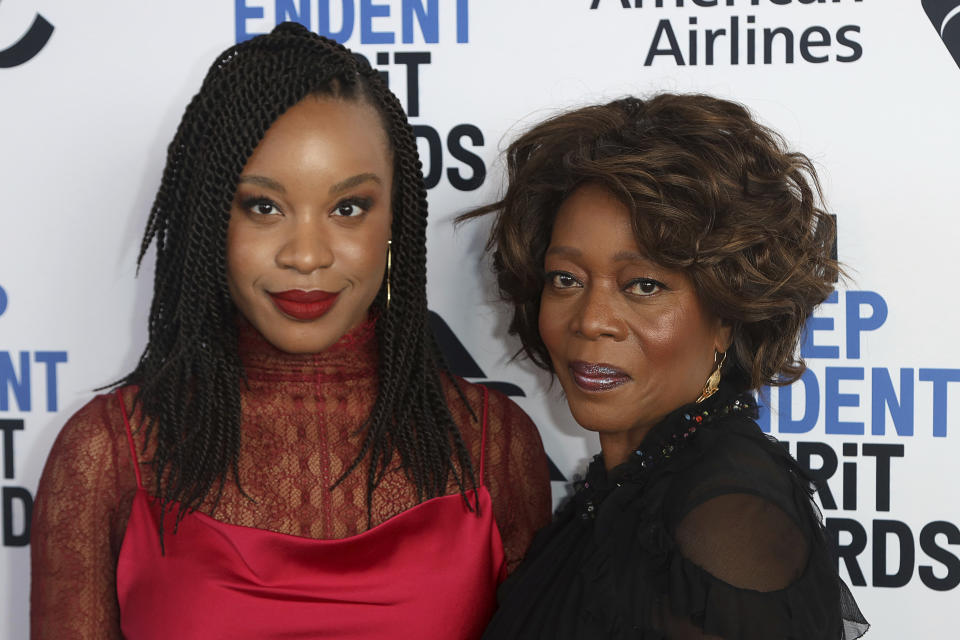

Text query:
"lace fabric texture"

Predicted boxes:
[[30, 320, 552, 639]]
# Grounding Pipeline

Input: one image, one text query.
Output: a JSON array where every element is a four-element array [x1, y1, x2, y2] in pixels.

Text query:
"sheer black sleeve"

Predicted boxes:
[[658, 420, 869, 639]]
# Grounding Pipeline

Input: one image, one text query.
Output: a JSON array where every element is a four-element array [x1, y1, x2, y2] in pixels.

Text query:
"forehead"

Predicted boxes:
[[243, 96, 392, 175], [549, 183, 643, 259]]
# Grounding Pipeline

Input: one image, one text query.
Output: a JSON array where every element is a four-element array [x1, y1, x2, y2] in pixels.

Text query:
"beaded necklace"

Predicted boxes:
[[576, 392, 757, 520]]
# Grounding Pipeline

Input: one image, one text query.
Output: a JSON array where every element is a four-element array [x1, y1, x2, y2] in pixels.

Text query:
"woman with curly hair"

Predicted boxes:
[[29, 23, 550, 639], [468, 94, 868, 639]]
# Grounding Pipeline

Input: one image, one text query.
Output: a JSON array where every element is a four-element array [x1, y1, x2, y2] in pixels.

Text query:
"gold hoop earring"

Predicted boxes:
[[696, 351, 726, 403], [385, 239, 392, 311]]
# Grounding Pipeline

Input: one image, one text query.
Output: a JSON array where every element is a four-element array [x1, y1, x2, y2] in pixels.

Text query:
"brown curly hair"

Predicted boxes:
[[466, 93, 838, 392]]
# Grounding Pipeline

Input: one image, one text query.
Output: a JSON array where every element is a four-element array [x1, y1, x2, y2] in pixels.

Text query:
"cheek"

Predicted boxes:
[[225, 222, 262, 290], [339, 215, 392, 291], [538, 294, 566, 360]]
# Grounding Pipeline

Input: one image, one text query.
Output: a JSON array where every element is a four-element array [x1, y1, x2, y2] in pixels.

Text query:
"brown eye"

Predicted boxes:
[[240, 197, 282, 217], [334, 202, 362, 217], [332, 197, 373, 217], [625, 278, 664, 296], [547, 271, 581, 289]]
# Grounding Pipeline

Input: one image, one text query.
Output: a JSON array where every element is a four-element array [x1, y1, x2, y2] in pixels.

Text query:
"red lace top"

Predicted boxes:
[[30, 319, 552, 639]]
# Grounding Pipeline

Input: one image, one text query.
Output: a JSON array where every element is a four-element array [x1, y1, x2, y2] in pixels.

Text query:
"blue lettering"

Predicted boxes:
[[361, 0, 394, 44], [801, 291, 839, 358], [457, 0, 469, 43], [235, 0, 266, 43], [34, 351, 67, 412], [0, 352, 30, 412], [319, 0, 356, 42], [871, 368, 914, 436], [919, 368, 960, 438], [778, 369, 820, 433], [845, 290, 887, 359], [401, 0, 438, 43], [276, 0, 310, 28], [825, 366, 864, 435], [0, 284, 7, 317]]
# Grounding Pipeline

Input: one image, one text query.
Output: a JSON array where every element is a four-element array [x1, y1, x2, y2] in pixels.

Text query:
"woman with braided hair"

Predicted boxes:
[[30, 23, 550, 639]]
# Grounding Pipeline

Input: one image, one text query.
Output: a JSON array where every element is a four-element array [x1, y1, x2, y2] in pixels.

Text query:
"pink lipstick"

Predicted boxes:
[[568, 361, 631, 392], [269, 289, 339, 321]]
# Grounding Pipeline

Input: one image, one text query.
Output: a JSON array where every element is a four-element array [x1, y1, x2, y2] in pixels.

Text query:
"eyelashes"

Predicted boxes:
[[544, 270, 668, 297], [237, 195, 374, 218], [239, 196, 281, 216], [546, 270, 581, 289], [624, 278, 666, 296], [333, 196, 373, 217]]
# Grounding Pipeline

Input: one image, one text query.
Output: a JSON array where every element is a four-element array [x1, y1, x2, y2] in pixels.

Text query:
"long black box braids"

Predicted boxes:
[[121, 22, 476, 537]]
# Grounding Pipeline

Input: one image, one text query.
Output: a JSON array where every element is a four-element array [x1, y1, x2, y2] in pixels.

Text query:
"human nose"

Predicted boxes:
[[570, 284, 627, 341], [275, 215, 334, 274]]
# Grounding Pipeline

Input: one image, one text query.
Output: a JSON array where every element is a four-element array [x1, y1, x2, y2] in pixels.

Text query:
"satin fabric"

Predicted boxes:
[[115, 392, 506, 640]]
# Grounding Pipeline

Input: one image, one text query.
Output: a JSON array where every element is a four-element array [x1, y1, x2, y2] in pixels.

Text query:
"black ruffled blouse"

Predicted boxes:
[[483, 386, 869, 639]]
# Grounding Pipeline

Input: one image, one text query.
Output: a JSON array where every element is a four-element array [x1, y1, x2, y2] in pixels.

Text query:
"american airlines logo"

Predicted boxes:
[[923, 0, 960, 68]]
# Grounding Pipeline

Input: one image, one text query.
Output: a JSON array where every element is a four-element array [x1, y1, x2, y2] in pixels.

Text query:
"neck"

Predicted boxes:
[[598, 428, 652, 471]]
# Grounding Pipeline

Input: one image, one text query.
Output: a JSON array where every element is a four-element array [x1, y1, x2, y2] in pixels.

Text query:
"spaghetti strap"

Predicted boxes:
[[116, 389, 143, 490], [479, 385, 489, 485]]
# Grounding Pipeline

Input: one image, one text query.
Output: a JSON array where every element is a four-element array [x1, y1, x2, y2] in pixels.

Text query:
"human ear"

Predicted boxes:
[[714, 319, 734, 354]]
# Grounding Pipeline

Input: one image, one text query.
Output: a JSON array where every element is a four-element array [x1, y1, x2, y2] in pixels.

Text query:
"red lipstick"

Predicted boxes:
[[269, 290, 339, 321], [568, 361, 631, 393]]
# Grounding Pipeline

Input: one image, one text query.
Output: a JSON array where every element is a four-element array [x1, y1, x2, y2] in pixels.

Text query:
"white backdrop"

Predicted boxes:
[[2, 1, 959, 637]]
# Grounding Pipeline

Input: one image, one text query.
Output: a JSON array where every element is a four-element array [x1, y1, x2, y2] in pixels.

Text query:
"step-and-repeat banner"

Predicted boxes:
[[2, 1, 958, 637]]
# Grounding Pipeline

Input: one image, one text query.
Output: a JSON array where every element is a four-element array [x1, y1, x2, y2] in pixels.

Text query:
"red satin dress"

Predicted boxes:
[[114, 387, 506, 640]]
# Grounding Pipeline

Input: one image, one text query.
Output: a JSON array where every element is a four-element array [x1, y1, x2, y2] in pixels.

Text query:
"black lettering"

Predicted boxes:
[[800, 26, 831, 63], [919, 521, 960, 591], [842, 442, 857, 510], [731, 15, 739, 65], [763, 27, 794, 64], [826, 517, 867, 586], [796, 441, 838, 509], [705, 28, 726, 65], [645, 20, 685, 66], [446, 125, 486, 191], [0, 419, 24, 479], [413, 125, 442, 189], [393, 52, 431, 117], [836, 25, 863, 62], [3, 486, 32, 547], [862, 443, 903, 511], [873, 519, 914, 587], [688, 17, 698, 65]]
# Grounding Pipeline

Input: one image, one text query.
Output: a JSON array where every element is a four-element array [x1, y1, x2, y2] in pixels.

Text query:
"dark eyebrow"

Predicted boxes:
[[330, 173, 381, 195], [237, 175, 285, 193]]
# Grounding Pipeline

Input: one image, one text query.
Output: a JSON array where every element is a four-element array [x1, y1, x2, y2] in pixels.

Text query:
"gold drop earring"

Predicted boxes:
[[385, 239, 392, 311], [696, 350, 726, 403]]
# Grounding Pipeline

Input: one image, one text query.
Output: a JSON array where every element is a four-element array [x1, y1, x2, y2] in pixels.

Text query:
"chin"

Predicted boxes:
[[257, 317, 351, 354]]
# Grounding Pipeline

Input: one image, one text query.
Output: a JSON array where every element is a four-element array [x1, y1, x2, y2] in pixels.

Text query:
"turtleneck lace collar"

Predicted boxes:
[[236, 314, 379, 382]]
